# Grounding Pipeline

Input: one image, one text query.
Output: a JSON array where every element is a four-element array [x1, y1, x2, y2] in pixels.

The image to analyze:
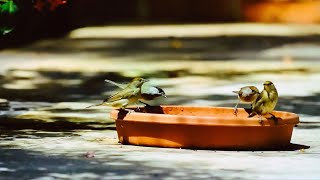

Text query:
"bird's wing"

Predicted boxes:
[[109, 99, 130, 108], [253, 90, 267, 108], [105, 87, 140, 102], [104, 79, 126, 89], [269, 90, 278, 101]]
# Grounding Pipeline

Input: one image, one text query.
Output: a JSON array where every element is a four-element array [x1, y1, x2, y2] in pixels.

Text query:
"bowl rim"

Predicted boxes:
[[110, 105, 300, 127]]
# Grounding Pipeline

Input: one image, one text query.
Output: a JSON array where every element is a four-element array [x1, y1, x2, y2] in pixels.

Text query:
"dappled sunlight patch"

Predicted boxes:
[[259, 43, 320, 58], [2, 80, 39, 90], [68, 24, 320, 39], [0, 130, 119, 154], [0, 167, 16, 172], [35, 172, 100, 180], [15, 109, 110, 123]]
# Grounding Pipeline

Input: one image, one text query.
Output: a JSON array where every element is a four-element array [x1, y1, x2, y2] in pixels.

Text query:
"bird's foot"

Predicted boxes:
[[233, 107, 238, 116], [135, 106, 141, 112], [259, 119, 263, 125], [259, 115, 264, 126]]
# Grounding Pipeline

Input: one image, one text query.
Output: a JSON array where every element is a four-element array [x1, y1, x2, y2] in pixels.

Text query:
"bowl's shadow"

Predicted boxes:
[[280, 143, 310, 151]]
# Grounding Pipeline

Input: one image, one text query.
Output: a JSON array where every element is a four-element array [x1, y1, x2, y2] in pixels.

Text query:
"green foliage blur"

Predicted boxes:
[[0, 0, 18, 35], [0, 0, 18, 14]]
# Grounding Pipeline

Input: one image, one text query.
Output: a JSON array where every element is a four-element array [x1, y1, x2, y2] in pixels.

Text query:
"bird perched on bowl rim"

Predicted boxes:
[[249, 81, 278, 124], [86, 77, 148, 110], [233, 86, 260, 116], [104, 79, 166, 105]]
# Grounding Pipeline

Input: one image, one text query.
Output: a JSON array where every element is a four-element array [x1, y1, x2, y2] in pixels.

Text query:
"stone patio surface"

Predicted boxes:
[[0, 23, 320, 180]]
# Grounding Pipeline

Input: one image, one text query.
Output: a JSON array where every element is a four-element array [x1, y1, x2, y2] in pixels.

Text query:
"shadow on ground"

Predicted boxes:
[[0, 147, 225, 180]]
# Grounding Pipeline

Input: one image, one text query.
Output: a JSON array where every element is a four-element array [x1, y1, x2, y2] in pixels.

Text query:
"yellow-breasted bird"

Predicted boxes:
[[249, 81, 278, 124], [104, 79, 166, 105], [233, 86, 260, 116], [87, 77, 148, 109]]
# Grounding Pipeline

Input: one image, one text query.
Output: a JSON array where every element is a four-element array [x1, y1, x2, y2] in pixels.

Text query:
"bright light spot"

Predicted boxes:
[[69, 24, 320, 39]]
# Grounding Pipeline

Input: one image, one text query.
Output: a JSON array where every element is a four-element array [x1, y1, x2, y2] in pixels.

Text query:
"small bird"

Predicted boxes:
[[105, 79, 166, 105], [233, 86, 260, 116], [249, 81, 278, 124], [87, 77, 148, 109]]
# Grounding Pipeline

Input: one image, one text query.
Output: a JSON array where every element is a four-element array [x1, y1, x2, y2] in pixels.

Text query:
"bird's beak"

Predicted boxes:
[[232, 91, 239, 94]]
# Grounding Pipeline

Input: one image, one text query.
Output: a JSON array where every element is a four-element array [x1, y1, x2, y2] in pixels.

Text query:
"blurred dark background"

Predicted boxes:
[[0, 0, 240, 48], [1, 0, 320, 49]]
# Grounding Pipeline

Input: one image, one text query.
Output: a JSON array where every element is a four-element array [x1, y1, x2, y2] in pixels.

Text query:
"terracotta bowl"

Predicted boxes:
[[110, 106, 299, 150]]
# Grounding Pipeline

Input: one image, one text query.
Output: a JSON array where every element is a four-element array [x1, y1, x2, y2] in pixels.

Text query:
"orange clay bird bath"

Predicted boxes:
[[110, 106, 299, 150]]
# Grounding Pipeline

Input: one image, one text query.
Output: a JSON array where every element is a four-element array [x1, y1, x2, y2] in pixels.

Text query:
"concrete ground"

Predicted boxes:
[[0, 23, 320, 179]]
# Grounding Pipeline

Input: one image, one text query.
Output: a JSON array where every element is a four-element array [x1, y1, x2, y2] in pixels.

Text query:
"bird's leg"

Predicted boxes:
[[233, 100, 239, 116], [135, 106, 140, 112], [259, 115, 263, 125], [134, 102, 144, 112]]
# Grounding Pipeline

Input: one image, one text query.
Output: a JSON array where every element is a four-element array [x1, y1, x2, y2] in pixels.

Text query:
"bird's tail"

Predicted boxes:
[[104, 79, 126, 89], [85, 103, 104, 108]]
